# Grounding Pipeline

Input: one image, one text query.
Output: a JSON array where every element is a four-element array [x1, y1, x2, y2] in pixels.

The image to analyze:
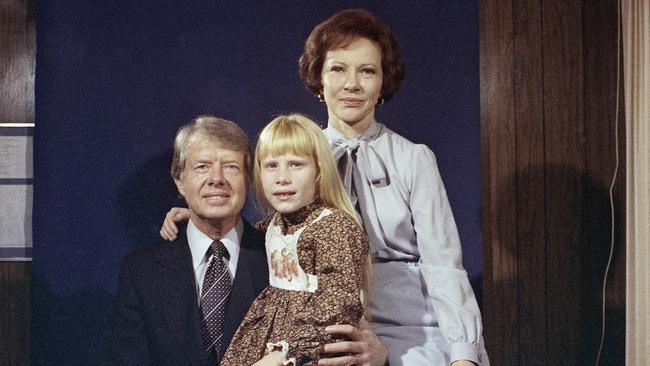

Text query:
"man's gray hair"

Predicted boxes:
[[171, 115, 252, 181]]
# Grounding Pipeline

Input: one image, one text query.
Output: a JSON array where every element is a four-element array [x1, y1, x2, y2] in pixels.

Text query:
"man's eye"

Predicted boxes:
[[224, 164, 240, 171]]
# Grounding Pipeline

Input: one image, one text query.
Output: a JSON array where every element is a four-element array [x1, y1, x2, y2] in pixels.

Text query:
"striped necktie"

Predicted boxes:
[[200, 240, 231, 359]]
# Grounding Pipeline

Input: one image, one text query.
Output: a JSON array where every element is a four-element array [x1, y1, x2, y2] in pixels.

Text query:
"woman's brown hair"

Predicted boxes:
[[299, 9, 405, 102]]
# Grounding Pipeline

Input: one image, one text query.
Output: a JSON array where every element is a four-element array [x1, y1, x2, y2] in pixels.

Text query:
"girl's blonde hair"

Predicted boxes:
[[253, 114, 356, 219], [254, 114, 372, 319]]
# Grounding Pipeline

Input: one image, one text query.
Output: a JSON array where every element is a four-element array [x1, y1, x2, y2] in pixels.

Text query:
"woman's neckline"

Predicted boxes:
[[328, 118, 373, 139]]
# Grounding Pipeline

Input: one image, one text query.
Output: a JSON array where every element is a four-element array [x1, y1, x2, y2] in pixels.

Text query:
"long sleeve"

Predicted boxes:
[[325, 122, 487, 365], [109, 255, 153, 366], [284, 210, 368, 362], [407, 144, 484, 363]]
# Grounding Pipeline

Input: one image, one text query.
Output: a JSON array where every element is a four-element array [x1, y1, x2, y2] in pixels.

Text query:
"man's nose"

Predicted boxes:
[[207, 166, 225, 185]]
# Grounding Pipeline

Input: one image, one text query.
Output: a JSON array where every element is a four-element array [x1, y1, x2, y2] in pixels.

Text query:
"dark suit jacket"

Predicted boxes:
[[110, 220, 267, 366]]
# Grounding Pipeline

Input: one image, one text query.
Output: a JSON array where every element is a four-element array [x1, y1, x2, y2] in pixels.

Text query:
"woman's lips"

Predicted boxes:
[[340, 98, 364, 106]]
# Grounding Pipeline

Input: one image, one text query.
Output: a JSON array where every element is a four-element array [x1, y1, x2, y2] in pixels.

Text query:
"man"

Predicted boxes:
[[113, 115, 388, 366], [110, 116, 267, 365]]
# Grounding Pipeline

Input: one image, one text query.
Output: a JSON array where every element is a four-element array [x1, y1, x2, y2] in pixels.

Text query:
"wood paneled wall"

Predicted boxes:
[[1, 0, 35, 365], [0, 263, 31, 365], [480, 0, 625, 364], [0, 0, 35, 123]]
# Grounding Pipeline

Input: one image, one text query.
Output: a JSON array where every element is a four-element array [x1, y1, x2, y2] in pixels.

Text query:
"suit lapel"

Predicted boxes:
[[152, 231, 209, 365], [219, 220, 268, 356]]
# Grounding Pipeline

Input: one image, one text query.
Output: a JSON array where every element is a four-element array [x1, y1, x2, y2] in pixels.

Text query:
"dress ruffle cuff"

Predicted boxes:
[[266, 341, 297, 366]]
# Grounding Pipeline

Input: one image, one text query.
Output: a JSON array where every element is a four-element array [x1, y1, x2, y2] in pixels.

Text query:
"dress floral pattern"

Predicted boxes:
[[220, 200, 368, 366], [270, 248, 300, 281]]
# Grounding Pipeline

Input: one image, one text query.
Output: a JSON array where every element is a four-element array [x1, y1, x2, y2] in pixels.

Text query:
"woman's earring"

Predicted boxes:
[[377, 97, 385, 106], [317, 94, 325, 103]]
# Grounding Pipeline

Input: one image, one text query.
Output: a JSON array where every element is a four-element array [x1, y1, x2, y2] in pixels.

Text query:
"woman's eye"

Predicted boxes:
[[361, 68, 376, 75], [330, 66, 344, 72]]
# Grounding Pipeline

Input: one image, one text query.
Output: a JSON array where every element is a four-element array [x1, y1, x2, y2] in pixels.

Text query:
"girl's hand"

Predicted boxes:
[[159, 207, 190, 241], [252, 351, 284, 366]]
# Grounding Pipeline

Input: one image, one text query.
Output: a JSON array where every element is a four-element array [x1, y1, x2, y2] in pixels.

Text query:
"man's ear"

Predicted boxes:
[[174, 176, 185, 197]]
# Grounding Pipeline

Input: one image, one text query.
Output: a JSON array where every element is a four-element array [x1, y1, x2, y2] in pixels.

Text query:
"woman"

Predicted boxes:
[[163, 9, 488, 366], [299, 9, 488, 366]]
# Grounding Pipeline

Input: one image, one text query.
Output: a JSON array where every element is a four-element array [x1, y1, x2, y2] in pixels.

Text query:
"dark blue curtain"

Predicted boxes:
[[32, 1, 480, 364]]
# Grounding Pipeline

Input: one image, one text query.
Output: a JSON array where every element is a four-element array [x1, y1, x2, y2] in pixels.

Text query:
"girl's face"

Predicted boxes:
[[320, 37, 383, 132], [260, 153, 318, 214]]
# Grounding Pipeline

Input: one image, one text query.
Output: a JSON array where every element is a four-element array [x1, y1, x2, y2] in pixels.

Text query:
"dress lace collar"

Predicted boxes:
[[276, 199, 324, 235]]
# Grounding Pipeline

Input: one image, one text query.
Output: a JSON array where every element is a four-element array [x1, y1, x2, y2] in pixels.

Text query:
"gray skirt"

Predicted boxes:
[[368, 261, 489, 366]]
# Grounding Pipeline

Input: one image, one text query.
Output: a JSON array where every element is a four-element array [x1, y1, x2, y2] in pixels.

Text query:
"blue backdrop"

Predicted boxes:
[[32, 1, 480, 364]]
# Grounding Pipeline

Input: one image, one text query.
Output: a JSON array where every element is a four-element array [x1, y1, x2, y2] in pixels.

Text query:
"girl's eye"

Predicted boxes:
[[290, 161, 303, 168], [264, 162, 277, 169]]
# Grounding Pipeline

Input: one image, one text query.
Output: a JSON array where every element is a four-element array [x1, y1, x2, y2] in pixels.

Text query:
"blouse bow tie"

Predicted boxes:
[[331, 137, 389, 190], [330, 137, 389, 253]]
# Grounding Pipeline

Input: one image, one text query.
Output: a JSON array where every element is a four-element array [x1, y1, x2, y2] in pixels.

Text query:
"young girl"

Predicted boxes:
[[220, 114, 369, 366]]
